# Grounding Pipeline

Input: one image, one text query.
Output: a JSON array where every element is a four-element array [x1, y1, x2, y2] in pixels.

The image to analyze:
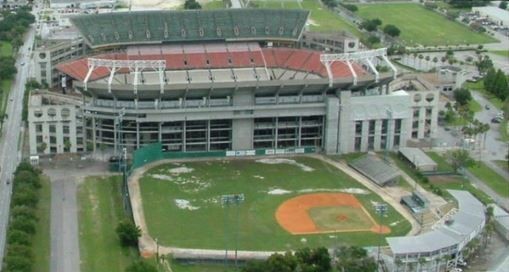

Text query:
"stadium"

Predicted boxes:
[[30, 8, 423, 156]]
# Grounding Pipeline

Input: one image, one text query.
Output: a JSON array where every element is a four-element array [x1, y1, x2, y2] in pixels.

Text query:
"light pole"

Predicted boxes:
[[221, 193, 245, 268], [375, 203, 388, 270]]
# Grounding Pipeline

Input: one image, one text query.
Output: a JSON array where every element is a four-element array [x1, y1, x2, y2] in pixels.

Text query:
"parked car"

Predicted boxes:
[[491, 117, 502, 123], [485, 104, 490, 110]]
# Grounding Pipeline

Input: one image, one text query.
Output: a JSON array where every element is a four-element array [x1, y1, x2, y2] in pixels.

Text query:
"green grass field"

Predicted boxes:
[[32, 176, 51, 272], [252, 0, 362, 36], [468, 162, 509, 197], [426, 152, 454, 172], [139, 157, 411, 251], [78, 176, 136, 272], [0, 41, 12, 57], [202, 0, 226, 9], [489, 50, 509, 58], [356, 3, 496, 46], [172, 262, 238, 272]]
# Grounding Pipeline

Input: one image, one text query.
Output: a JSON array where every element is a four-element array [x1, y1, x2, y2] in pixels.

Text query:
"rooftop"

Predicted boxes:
[[387, 190, 485, 255]]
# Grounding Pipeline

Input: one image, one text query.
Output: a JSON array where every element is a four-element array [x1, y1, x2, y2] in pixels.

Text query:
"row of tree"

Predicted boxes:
[[243, 246, 377, 272], [2, 162, 43, 272], [360, 18, 401, 38], [115, 219, 159, 272], [484, 68, 509, 102], [0, 6, 35, 50]]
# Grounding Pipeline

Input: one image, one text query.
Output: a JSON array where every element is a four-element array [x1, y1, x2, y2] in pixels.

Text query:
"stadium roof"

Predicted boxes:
[[387, 190, 485, 255], [349, 154, 400, 186], [398, 148, 437, 172], [69, 9, 310, 48]]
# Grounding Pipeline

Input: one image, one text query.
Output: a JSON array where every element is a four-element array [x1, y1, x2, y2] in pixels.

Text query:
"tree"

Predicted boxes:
[[453, 88, 472, 106], [125, 261, 158, 272], [492, 69, 509, 100], [334, 246, 377, 272], [37, 142, 47, 153], [500, 0, 508, 9], [295, 247, 331, 272], [265, 252, 298, 272], [183, 0, 201, 9], [383, 24, 401, 37], [475, 55, 493, 75], [116, 220, 141, 247], [361, 19, 382, 32], [446, 149, 474, 173]]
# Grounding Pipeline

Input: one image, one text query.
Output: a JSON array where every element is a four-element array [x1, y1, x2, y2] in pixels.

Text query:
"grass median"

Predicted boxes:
[[78, 176, 136, 272]]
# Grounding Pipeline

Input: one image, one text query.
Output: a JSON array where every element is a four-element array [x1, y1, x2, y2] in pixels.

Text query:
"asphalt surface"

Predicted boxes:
[[0, 23, 37, 267], [50, 178, 80, 272]]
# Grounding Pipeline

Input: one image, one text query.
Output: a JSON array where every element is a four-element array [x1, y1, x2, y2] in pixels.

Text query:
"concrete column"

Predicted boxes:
[[338, 91, 352, 154], [70, 110, 77, 153], [56, 122, 64, 154], [182, 121, 186, 152], [136, 121, 140, 149], [360, 120, 369, 152], [324, 96, 340, 154], [297, 117, 302, 147], [374, 120, 382, 151], [275, 117, 279, 148], [28, 121, 37, 154], [232, 119, 254, 150], [418, 107, 426, 138], [158, 122, 162, 143], [206, 120, 211, 151], [387, 118, 395, 150], [92, 116, 96, 152]]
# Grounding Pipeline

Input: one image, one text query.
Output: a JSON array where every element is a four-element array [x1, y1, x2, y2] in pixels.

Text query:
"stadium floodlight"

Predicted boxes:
[[375, 203, 388, 270], [221, 194, 245, 268], [85, 58, 166, 95], [320, 48, 397, 87]]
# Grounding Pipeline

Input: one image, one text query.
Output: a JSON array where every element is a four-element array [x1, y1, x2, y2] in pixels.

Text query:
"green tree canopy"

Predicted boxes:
[[116, 220, 141, 247], [454, 88, 472, 106], [183, 0, 201, 9], [383, 24, 401, 37]]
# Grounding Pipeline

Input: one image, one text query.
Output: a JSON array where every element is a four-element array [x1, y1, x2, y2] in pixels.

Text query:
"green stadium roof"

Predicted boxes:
[[70, 9, 310, 48]]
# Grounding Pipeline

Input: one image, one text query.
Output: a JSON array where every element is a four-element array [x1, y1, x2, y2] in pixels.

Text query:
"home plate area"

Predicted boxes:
[[275, 193, 391, 235]]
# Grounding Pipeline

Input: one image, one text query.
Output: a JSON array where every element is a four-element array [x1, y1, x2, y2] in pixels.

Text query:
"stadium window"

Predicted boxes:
[[199, 28, 204, 37], [250, 58, 254, 64], [184, 60, 188, 66], [206, 59, 210, 65], [228, 58, 232, 64]]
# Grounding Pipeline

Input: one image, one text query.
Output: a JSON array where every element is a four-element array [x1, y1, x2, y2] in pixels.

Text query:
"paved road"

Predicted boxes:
[[0, 21, 37, 267], [50, 179, 80, 272], [43, 159, 109, 272]]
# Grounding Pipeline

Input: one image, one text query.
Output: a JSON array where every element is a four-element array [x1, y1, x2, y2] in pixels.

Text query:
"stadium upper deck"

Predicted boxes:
[[69, 9, 310, 48]]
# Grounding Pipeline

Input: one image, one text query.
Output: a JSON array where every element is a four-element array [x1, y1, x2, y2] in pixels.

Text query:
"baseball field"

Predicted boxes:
[[138, 156, 410, 250]]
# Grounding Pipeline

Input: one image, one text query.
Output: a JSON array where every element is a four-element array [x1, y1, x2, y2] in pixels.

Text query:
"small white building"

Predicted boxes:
[[473, 6, 509, 26]]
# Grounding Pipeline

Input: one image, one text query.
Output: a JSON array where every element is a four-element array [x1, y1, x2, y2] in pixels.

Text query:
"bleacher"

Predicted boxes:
[[56, 43, 359, 83], [70, 9, 310, 49]]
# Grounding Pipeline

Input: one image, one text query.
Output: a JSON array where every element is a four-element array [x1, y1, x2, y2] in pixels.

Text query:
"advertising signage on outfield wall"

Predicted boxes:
[[225, 147, 314, 157]]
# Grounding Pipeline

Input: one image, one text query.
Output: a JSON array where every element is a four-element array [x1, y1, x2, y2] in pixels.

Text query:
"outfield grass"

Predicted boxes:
[[32, 176, 51, 272], [356, 4, 496, 46], [464, 80, 504, 109], [253, 0, 362, 36], [468, 162, 509, 197], [78, 176, 135, 272], [139, 157, 411, 250]]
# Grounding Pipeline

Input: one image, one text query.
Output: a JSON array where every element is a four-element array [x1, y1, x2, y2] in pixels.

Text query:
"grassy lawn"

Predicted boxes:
[[356, 3, 496, 46], [253, 0, 362, 36], [389, 152, 493, 205], [139, 157, 411, 250], [429, 175, 493, 205], [202, 0, 226, 9], [32, 176, 51, 272], [499, 120, 508, 142], [468, 99, 481, 113], [464, 80, 504, 109], [78, 176, 135, 272], [0, 79, 12, 120], [426, 152, 454, 172], [489, 50, 509, 58], [468, 162, 509, 197], [494, 160, 508, 172], [171, 262, 238, 272], [0, 41, 12, 57]]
